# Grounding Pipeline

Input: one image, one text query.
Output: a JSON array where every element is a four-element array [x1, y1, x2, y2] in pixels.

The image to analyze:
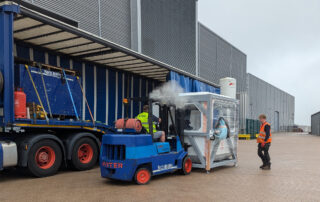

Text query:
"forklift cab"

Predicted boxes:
[[119, 97, 187, 152]]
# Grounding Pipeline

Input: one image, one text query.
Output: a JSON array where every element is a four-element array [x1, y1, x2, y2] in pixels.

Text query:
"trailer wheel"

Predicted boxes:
[[134, 168, 151, 185], [70, 138, 98, 171], [181, 156, 192, 175], [27, 139, 62, 177]]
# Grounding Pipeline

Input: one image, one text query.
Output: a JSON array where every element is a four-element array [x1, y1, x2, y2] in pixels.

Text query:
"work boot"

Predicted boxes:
[[262, 163, 271, 170]]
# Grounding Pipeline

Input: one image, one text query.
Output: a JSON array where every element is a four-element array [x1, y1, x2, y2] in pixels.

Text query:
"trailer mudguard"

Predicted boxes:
[[62, 132, 101, 161], [16, 134, 66, 167]]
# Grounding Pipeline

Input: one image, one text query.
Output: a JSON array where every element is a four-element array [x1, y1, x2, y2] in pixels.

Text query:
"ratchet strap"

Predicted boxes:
[[62, 69, 79, 120], [38, 64, 53, 118], [76, 76, 95, 124], [25, 65, 49, 123]]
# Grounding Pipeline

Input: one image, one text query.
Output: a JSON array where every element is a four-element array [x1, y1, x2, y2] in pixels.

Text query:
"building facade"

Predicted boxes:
[[140, 0, 197, 75], [246, 74, 295, 132], [311, 112, 320, 135], [25, 0, 132, 47], [198, 23, 247, 93]]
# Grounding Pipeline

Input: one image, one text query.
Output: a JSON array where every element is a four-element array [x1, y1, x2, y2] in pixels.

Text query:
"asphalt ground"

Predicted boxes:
[[1, 132, 319, 202]]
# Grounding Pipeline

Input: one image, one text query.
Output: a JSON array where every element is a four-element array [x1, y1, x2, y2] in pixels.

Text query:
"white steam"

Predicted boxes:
[[149, 81, 187, 108]]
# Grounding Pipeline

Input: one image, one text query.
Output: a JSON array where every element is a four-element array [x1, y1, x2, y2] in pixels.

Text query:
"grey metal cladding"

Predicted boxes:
[[311, 112, 320, 135], [247, 73, 295, 132], [100, 0, 131, 47], [198, 25, 217, 82], [32, 0, 100, 35], [198, 23, 247, 92], [141, 0, 197, 75], [30, 0, 131, 47]]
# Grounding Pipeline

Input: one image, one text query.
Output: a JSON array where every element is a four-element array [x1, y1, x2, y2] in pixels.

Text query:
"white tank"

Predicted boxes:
[[219, 77, 237, 99]]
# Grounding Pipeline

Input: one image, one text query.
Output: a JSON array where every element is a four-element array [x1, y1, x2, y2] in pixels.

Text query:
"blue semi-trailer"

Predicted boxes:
[[0, 1, 224, 178], [0, 3, 111, 177], [0, 62, 111, 177]]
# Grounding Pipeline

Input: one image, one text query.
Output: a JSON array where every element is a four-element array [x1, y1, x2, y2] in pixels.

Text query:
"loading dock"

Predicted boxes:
[[0, 1, 220, 176]]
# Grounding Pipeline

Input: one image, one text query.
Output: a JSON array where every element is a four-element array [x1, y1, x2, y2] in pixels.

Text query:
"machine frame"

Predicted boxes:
[[179, 92, 239, 172]]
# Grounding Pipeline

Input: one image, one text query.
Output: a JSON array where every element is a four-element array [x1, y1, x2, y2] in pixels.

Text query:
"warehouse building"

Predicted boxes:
[[246, 74, 295, 132], [311, 112, 320, 135], [17, 0, 294, 132], [198, 23, 247, 93]]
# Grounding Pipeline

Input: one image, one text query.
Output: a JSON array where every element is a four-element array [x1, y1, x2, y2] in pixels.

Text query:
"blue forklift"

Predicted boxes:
[[100, 98, 192, 185]]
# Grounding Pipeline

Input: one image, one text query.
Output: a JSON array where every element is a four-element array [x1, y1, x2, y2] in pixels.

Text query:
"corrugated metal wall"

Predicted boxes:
[[311, 112, 320, 135], [26, 0, 132, 48], [25, 0, 199, 76], [140, 0, 197, 75], [14, 42, 160, 125], [198, 23, 247, 93], [237, 92, 248, 133], [99, 0, 131, 47], [246, 73, 295, 132]]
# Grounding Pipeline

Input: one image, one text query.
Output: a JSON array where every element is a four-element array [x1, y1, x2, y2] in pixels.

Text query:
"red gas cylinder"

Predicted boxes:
[[115, 118, 142, 133], [14, 88, 27, 119]]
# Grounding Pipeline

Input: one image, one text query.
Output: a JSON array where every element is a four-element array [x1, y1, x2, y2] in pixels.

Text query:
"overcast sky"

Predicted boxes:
[[198, 0, 320, 125]]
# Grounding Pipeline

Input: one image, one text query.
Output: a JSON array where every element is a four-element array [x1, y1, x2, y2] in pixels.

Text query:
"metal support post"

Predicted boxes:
[[0, 4, 20, 125]]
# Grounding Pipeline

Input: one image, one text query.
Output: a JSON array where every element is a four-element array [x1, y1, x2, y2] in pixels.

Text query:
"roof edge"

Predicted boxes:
[[198, 22, 247, 57], [247, 73, 295, 98]]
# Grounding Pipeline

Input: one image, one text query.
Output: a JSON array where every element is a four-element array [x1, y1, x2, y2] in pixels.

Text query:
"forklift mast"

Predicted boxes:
[[175, 108, 186, 148], [122, 97, 186, 147]]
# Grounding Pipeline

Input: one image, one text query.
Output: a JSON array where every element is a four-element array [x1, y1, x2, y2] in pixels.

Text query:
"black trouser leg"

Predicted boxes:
[[257, 143, 266, 165], [263, 143, 271, 165]]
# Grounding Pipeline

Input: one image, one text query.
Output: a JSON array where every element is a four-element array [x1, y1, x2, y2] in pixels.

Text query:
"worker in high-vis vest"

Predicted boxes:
[[257, 114, 272, 170], [136, 105, 165, 142]]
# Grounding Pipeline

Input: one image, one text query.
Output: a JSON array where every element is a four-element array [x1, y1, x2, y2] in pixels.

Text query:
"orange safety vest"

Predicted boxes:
[[257, 122, 272, 143]]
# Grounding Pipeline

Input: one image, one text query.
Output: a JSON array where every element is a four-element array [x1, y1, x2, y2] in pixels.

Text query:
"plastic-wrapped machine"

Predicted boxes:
[[179, 92, 239, 172]]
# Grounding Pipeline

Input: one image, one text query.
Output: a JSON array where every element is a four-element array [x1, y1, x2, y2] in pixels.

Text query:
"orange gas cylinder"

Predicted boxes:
[[115, 118, 142, 132], [14, 88, 27, 119]]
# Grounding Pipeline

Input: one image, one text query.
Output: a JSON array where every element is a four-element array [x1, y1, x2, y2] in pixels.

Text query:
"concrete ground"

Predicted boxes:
[[1, 132, 320, 202]]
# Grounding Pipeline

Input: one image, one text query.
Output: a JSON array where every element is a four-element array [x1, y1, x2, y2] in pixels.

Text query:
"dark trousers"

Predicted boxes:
[[258, 143, 271, 165]]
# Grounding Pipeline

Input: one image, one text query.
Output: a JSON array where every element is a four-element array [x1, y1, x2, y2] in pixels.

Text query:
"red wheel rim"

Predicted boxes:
[[184, 158, 192, 173], [35, 146, 56, 169], [137, 169, 150, 184], [78, 144, 94, 164]]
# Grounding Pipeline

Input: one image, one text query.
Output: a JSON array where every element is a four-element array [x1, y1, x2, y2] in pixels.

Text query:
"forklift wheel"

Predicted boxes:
[[181, 156, 192, 175], [134, 168, 151, 185]]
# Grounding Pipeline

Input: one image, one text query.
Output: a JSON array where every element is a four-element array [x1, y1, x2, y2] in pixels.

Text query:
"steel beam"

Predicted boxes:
[[77, 49, 117, 58], [0, 4, 20, 125]]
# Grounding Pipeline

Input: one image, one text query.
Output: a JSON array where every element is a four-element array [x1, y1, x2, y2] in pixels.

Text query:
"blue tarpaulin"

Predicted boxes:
[[167, 71, 220, 94], [0, 144, 3, 170]]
